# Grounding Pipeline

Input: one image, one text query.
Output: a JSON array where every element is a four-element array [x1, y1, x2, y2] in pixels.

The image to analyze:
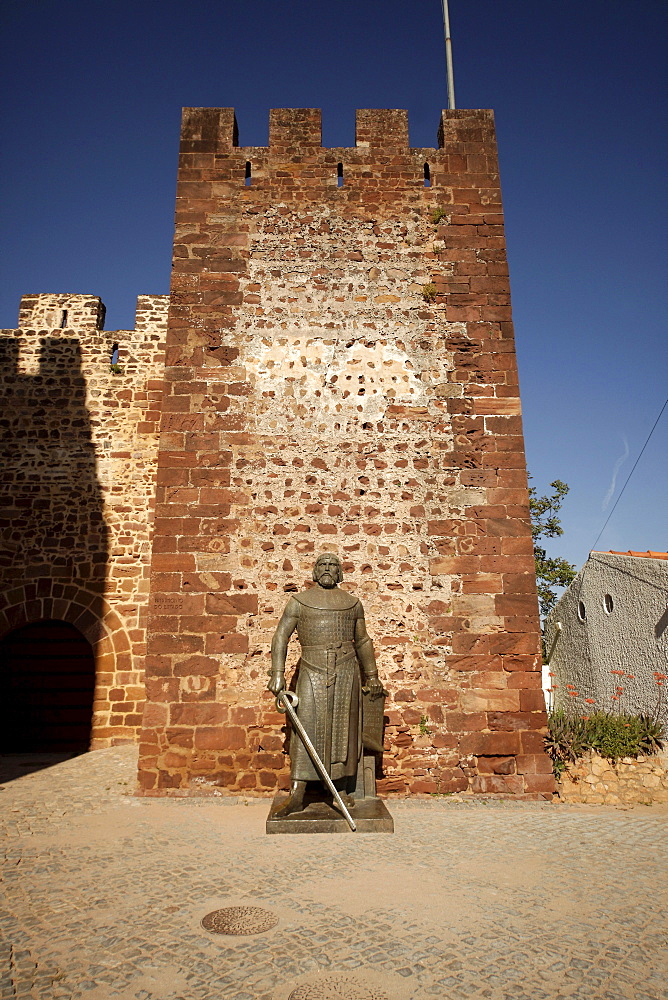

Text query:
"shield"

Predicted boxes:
[[362, 686, 386, 753]]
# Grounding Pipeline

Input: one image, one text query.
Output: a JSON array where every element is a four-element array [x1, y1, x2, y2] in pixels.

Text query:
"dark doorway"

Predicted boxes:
[[0, 620, 96, 752]]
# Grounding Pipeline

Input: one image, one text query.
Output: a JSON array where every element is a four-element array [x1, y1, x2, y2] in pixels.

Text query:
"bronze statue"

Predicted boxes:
[[267, 553, 383, 818]]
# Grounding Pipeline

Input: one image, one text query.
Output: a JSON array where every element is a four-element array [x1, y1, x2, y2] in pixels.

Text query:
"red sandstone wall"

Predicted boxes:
[[0, 294, 168, 746], [138, 107, 555, 798]]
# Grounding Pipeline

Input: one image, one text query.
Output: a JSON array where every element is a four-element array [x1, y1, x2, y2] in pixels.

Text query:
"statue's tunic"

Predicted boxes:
[[285, 592, 364, 782]]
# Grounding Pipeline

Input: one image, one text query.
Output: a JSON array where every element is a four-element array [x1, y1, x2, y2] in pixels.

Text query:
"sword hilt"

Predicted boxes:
[[275, 690, 298, 713]]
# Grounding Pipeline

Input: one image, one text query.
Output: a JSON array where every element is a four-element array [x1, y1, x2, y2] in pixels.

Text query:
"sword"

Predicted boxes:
[[275, 689, 357, 832]]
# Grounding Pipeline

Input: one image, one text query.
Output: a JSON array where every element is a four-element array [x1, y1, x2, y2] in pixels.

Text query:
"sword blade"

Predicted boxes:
[[277, 691, 356, 832]]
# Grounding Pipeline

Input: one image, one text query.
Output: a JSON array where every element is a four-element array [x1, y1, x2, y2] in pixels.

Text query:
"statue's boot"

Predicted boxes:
[[273, 780, 306, 818]]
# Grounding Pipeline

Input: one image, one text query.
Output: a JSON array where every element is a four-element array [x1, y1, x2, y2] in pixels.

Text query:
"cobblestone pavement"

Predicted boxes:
[[1, 747, 667, 1000]]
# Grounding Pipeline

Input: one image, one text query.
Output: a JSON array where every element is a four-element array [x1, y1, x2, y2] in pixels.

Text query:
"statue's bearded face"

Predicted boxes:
[[313, 555, 341, 588]]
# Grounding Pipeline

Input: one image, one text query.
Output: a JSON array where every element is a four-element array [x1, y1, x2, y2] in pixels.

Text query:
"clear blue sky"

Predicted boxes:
[[1, 0, 666, 571]]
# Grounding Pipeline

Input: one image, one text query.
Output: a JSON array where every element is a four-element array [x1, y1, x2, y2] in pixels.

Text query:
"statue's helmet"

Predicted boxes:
[[312, 553, 343, 584]]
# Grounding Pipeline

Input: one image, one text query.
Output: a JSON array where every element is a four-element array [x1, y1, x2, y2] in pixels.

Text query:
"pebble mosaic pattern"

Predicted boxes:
[[201, 907, 279, 935], [1, 747, 667, 1000], [288, 975, 389, 999]]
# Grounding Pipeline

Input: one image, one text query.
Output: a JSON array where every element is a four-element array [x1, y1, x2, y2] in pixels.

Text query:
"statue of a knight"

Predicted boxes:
[[267, 553, 383, 818]]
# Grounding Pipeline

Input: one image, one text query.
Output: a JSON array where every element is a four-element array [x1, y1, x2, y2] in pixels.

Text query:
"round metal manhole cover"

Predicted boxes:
[[201, 906, 278, 936], [288, 975, 390, 1000]]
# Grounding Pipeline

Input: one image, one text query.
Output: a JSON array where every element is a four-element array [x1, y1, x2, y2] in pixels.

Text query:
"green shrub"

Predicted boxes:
[[419, 715, 432, 736], [637, 713, 666, 753], [421, 283, 436, 302], [430, 207, 447, 225], [544, 710, 588, 775], [545, 709, 665, 776], [110, 363, 124, 375]]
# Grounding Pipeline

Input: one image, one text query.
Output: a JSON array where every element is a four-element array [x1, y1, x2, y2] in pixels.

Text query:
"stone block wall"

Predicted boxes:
[[137, 107, 554, 798], [558, 751, 668, 805], [0, 293, 168, 746]]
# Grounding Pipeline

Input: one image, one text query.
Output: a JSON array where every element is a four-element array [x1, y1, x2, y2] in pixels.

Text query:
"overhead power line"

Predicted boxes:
[[591, 396, 668, 553]]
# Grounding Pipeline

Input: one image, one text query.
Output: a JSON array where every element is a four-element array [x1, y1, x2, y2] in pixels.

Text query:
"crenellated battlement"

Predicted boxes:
[[268, 108, 323, 149], [172, 107, 501, 219], [179, 106, 495, 154], [2, 294, 169, 374], [354, 108, 410, 149], [18, 294, 107, 332], [134, 294, 170, 331]]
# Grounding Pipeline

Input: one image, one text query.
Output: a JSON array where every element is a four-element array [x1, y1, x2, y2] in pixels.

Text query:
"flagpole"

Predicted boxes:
[[442, 0, 456, 110]]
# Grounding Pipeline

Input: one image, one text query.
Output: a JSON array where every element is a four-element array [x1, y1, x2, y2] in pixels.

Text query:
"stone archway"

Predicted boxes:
[[0, 582, 137, 749], [0, 619, 96, 751]]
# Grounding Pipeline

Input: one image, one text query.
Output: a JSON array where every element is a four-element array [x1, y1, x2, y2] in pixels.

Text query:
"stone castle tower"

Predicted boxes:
[[0, 107, 554, 798]]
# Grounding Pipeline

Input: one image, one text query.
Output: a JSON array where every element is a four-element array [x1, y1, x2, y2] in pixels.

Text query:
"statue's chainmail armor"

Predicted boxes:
[[296, 606, 358, 647], [287, 601, 362, 781]]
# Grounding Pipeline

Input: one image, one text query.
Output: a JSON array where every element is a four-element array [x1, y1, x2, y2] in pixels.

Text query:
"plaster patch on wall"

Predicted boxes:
[[245, 334, 426, 429]]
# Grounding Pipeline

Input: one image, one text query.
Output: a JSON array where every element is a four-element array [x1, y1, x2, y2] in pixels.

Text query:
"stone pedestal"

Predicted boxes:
[[266, 792, 393, 834]]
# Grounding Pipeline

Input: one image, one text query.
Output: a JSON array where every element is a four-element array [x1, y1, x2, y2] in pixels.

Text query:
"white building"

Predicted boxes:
[[544, 551, 668, 728]]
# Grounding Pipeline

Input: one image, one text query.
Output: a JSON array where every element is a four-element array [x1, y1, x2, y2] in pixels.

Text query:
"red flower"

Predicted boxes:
[[611, 669, 625, 676], [585, 698, 595, 704], [626, 674, 635, 680]]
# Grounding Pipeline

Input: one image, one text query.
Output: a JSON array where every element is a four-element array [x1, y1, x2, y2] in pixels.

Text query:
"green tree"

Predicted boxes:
[[528, 478, 577, 619]]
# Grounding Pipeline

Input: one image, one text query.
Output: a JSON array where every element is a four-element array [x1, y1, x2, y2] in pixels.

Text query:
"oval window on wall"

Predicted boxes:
[[577, 601, 586, 622], [603, 594, 614, 614]]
